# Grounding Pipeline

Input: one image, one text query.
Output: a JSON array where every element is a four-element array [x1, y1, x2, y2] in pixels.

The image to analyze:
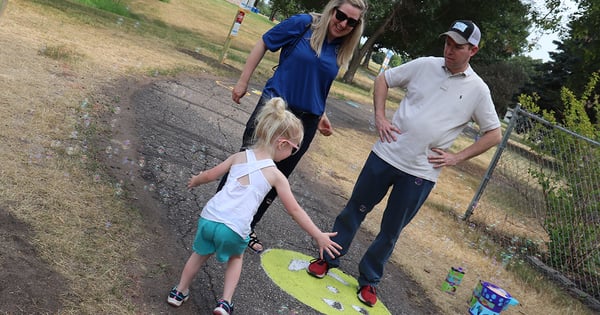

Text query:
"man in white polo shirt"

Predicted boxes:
[[307, 20, 502, 307]]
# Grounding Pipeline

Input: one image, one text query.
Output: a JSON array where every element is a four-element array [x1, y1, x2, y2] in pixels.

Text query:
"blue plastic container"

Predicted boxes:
[[468, 281, 518, 315]]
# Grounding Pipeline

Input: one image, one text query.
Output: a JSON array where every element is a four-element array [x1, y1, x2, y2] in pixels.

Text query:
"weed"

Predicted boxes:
[[39, 44, 83, 62]]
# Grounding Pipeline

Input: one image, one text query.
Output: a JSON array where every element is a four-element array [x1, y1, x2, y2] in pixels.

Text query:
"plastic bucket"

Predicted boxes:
[[468, 281, 518, 315]]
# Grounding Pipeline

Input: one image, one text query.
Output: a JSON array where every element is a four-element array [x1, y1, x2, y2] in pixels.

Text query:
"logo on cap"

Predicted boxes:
[[441, 20, 481, 46]]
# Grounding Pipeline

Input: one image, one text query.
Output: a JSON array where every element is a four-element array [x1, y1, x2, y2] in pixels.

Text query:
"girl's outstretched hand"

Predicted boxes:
[[187, 175, 200, 189], [316, 231, 342, 260]]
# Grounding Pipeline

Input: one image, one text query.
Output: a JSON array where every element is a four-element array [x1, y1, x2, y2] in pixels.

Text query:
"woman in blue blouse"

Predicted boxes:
[[226, 0, 368, 253]]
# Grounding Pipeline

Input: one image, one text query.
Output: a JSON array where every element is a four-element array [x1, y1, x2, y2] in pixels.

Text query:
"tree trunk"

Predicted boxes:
[[362, 48, 373, 69], [341, 2, 403, 83]]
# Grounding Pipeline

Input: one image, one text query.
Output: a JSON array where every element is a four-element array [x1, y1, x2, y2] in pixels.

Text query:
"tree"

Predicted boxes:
[[518, 0, 600, 124], [269, 0, 305, 21], [389, 53, 402, 67], [560, 0, 600, 100], [361, 45, 374, 68], [518, 41, 574, 120], [339, 0, 534, 83], [342, 0, 408, 83], [476, 57, 539, 115], [371, 51, 385, 64], [293, 0, 555, 117]]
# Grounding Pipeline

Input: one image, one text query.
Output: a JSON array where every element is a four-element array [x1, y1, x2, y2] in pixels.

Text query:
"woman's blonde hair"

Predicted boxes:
[[253, 97, 304, 153], [309, 0, 368, 69]]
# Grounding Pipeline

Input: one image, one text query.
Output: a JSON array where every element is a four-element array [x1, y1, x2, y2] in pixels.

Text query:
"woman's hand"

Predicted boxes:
[[318, 114, 333, 136], [232, 82, 248, 104]]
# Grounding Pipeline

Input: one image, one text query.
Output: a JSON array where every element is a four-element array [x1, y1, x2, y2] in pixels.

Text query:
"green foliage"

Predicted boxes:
[[72, 0, 136, 18], [362, 0, 532, 62], [565, 0, 600, 96], [255, 0, 271, 18], [370, 51, 402, 68], [518, 72, 600, 277], [371, 51, 385, 64], [522, 1, 600, 124], [389, 54, 402, 67], [477, 59, 533, 116], [269, 0, 305, 21], [339, 0, 535, 87]]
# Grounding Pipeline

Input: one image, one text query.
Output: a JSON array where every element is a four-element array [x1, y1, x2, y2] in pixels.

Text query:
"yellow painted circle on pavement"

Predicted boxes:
[[261, 248, 391, 314]]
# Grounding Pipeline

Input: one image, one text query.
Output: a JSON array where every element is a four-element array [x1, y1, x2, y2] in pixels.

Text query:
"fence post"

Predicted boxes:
[[463, 104, 521, 220]]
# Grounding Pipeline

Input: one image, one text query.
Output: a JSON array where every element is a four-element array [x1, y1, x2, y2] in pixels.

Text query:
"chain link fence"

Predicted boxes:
[[462, 106, 600, 310]]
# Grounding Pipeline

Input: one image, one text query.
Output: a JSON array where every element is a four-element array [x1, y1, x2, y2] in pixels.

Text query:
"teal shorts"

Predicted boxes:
[[193, 218, 249, 263]]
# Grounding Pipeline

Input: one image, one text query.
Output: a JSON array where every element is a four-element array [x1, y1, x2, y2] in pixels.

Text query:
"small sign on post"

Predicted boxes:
[[370, 49, 395, 95], [378, 50, 394, 74], [220, 3, 251, 63], [230, 9, 246, 37]]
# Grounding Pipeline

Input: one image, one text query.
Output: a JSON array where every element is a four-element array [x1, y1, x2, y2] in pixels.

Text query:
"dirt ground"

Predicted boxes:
[[0, 208, 67, 313], [11, 1, 585, 315], [1, 73, 442, 315], [0, 1, 441, 311], [104, 74, 440, 314]]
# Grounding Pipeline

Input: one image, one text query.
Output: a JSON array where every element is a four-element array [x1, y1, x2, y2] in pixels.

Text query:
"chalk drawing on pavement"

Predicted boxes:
[[261, 248, 391, 315]]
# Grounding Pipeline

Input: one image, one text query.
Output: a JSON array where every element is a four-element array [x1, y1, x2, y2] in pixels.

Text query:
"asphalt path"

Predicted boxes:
[[123, 74, 442, 314]]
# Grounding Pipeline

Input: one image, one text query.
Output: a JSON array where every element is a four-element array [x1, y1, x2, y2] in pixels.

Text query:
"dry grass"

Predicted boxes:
[[0, 0, 594, 314], [307, 127, 593, 315], [0, 0, 207, 312]]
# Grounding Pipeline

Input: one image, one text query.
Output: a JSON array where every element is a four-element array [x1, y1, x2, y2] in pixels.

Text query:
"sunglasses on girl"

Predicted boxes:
[[280, 139, 300, 155], [334, 8, 360, 28]]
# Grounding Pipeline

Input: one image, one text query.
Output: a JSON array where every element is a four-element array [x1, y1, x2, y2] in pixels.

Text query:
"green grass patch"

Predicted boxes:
[[72, 0, 136, 18], [38, 44, 84, 62]]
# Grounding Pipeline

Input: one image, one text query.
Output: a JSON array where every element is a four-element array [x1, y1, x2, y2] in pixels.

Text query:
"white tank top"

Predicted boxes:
[[201, 150, 275, 238]]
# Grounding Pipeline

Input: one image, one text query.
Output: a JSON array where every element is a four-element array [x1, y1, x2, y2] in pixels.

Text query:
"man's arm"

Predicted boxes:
[[429, 127, 502, 168]]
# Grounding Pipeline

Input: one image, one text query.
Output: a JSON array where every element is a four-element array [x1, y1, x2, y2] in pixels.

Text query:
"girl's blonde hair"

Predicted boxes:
[[309, 0, 368, 69], [253, 97, 304, 153]]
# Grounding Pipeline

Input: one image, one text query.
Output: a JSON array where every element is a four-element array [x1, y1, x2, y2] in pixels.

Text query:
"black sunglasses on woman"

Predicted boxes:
[[334, 8, 360, 28]]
